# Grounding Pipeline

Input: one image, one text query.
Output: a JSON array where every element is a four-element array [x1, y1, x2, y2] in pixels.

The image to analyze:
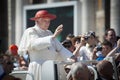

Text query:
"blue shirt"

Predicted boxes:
[[96, 56, 105, 61]]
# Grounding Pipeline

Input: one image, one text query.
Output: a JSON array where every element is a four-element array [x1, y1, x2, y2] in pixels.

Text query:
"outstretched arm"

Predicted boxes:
[[106, 39, 120, 57]]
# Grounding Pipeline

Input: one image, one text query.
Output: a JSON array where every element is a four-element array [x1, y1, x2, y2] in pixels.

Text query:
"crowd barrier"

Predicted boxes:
[[10, 57, 119, 80]]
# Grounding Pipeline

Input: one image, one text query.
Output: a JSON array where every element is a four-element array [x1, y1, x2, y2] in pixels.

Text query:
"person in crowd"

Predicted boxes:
[[92, 39, 120, 63], [62, 39, 75, 53], [66, 33, 75, 47], [95, 41, 120, 79], [18, 56, 28, 70], [18, 10, 76, 80], [105, 39, 120, 68], [104, 28, 117, 47], [104, 28, 120, 53], [72, 36, 81, 48], [0, 54, 21, 80], [96, 60, 114, 80], [62, 37, 82, 62], [79, 34, 87, 46], [79, 31, 100, 60], [66, 62, 90, 80], [9, 44, 18, 56], [92, 40, 113, 61], [66, 33, 75, 41], [8, 44, 20, 68], [64, 64, 71, 75], [6, 44, 28, 70], [72, 35, 86, 61], [105, 39, 120, 57]]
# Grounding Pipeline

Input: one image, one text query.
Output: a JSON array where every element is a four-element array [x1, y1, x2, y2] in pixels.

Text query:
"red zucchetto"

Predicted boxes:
[[9, 44, 18, 56]]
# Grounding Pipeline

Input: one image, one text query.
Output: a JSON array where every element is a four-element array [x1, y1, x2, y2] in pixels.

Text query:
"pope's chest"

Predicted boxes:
[[36, 31, 51, 37]]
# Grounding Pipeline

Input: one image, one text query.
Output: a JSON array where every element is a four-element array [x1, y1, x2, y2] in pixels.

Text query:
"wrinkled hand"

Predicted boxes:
[[52, 24, 63, 39]]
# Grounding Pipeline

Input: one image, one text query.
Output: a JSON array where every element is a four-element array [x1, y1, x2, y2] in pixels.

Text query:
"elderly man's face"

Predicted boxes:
[[36, 18, 51, 30]]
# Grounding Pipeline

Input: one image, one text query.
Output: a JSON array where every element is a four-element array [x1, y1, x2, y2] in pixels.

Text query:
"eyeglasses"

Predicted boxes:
[[86, 31, 96, 38]]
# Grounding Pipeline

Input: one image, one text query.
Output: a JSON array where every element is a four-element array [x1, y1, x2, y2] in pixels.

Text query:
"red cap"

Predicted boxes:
[[9, 44, 18, 56], [30, 10, 56, 20]]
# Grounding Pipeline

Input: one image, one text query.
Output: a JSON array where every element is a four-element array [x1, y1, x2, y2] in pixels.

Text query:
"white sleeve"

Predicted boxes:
[[30, 35, 53, 50], [52, 39, 73, 60], [18, 28, 53, 55]]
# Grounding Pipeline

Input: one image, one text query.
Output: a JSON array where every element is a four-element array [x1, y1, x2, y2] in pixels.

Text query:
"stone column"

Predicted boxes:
[[8, 0, 14, 45], [111, 0, 120, 36], [15, 0, 23, 45], [15, 0, 31, 45], [81, 0, 96, 33]]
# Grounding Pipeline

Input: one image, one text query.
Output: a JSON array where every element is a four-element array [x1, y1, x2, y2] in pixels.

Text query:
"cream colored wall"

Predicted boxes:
[[96, 10, 105, 42]]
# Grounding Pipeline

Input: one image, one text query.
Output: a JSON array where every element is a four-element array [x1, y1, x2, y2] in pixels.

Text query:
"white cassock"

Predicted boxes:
[[18, 25, 73, 80]]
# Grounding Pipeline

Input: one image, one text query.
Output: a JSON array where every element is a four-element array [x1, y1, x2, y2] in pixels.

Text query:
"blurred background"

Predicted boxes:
[[0, 0, 120, 53]]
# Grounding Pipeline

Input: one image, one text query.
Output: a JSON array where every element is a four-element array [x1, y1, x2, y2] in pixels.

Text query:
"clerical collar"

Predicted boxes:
[[35, 25, 49, 33], [35, 25, 44, 31]]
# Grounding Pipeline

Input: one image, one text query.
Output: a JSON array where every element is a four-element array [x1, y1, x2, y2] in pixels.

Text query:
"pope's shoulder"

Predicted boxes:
[[23, 26, 53, 34], [25, 27, 35, 31], [23, 27, 36, 33]]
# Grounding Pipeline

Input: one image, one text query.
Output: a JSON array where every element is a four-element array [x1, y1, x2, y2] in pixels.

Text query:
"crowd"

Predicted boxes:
[[0, 10, 120, 80], [63, 28, 120, 80], [0, 44, 29, 80]]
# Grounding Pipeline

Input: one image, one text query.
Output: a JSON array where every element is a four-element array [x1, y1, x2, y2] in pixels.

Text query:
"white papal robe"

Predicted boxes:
[[18, 25, 73, 80]]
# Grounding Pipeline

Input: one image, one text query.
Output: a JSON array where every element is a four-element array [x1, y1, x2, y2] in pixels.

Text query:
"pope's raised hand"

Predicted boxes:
[[52, 24, 63, 39]]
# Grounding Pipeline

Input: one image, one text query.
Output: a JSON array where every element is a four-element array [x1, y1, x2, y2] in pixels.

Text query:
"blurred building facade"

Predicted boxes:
[[0, 0, 120, 52]]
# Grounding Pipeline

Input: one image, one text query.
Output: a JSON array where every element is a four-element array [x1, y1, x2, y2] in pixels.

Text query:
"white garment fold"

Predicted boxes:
[[26, 62, 42, 80]]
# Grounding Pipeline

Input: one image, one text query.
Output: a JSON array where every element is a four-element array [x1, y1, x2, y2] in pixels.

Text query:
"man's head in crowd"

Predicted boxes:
[[104, 28, 117, 46], [0, 54, 14, 74], [84, 31, 97, 46], [67, 62, 89, 80], [101, 40, 113, 57], [96, 60, 114, 80]]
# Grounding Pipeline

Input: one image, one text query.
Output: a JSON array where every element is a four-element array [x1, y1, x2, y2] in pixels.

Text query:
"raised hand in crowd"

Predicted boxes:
[[106, 39, 120, 57]]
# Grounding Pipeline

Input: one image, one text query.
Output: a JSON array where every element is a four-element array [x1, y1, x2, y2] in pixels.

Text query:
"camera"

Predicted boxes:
[[96, 45, 102, 51], [84, 35, 89, 40], [84, 31, 96, 40]]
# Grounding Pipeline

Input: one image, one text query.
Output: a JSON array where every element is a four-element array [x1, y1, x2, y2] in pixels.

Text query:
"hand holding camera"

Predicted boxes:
[[96, 45, 102, 51]]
